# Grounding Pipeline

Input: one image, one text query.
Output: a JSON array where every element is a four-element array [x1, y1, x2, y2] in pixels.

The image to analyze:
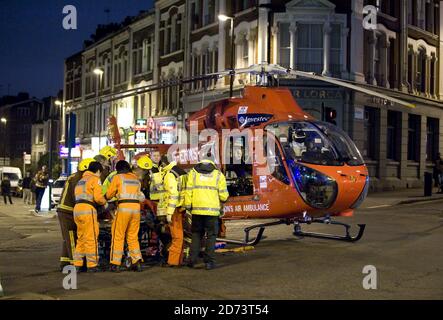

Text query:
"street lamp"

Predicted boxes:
[[218, 14, 235, 97], [1, 118, 6, 162], [94, 67, 104, 150]]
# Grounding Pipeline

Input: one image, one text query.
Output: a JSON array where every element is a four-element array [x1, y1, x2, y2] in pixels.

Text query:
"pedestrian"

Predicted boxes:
[[22, 172, 33, 205], [157, 155, 187, 267], [1, 175, 13, 205], [434, 153, 443, 193], [34, 165, 49, 213], [105, 160, 145, 272], [56, 158, 94, 271], [73, 161, 106, 273], [184, 158, 229, 270]]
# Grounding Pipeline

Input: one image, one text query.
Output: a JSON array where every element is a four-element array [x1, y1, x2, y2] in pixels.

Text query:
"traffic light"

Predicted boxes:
[[324, 107, 337, 125]]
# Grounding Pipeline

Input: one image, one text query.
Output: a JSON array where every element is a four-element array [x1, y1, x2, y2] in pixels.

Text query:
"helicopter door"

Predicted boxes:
[[222, 134, 254, 196], [263, 134, 291, 188]]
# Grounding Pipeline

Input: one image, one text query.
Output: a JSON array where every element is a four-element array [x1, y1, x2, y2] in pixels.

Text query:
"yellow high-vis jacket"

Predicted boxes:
[[157, 162, 187, 218], [102, 171, 117, 202], [149, 170, 164, 201], [184, 160, 229, 216]]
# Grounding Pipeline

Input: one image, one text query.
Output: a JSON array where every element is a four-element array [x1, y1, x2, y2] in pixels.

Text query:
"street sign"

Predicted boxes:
[[23, 153, 31, 164]]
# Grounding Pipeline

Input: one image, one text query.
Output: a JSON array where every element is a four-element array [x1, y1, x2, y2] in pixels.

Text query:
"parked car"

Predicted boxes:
[[0, 166, 23, 197], [51, 175, 68, 206]]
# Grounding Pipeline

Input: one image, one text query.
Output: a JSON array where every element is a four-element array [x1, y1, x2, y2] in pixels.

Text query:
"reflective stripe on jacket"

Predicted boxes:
[[57, 171, 83, 213], [157, 163, 179, 217], [105, 172, 145, 204], [149, 170, 164, 201], [74, 171, 107, 207], [184, 160, 229, 216]]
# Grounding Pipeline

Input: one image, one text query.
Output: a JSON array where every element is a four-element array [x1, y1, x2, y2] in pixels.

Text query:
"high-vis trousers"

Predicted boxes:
[[167, 210, 184, 266], [57, 210, 77, 265], [110, 206, 142, 266], [73, 205, 99, 268]]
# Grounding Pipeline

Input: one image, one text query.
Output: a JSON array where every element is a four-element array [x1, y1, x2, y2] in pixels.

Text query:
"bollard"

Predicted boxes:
[[424, 172, 433, 197]]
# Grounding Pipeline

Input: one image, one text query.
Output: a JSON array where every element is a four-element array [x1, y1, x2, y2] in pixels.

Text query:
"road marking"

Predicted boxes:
[[365, 204, 392, 209]]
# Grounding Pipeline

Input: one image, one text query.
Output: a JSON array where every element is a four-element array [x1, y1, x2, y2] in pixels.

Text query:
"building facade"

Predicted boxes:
[[63, 0, 443, 191]]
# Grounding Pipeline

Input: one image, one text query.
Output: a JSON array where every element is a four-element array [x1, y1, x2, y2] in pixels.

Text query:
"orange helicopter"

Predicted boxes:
[[105, 63, 414, 246]]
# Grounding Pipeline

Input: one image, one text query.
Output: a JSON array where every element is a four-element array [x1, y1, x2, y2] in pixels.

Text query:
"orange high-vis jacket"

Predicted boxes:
[[105, 172, 145, 204], [74, 171, 107, 207]]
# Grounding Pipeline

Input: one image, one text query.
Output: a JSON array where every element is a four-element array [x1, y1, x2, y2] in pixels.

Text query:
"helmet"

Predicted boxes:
[[292, 130, 306, 141], [78, 158, 95, 172], [136, 155, 153, 170], [99, 146, 117, 160]]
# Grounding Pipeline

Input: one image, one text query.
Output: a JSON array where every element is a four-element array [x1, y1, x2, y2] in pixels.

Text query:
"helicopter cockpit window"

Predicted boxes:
[[267, 122, 342, 166], [315, 121, 365, 166], [223, 136, 254, 196]]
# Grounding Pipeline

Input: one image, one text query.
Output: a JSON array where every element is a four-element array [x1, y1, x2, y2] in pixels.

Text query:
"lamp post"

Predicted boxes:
[[94, 68, 104, 150], [218, 14, 235, 98], [55, 100, 65, 174], [1, 118, 7, 163]]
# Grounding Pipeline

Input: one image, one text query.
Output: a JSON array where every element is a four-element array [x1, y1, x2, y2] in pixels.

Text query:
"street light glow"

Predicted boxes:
[[218, 14, 233, 22], [0, 118, 6, 124], [93, 68, 104, 75], [55, 100, 62, 106]]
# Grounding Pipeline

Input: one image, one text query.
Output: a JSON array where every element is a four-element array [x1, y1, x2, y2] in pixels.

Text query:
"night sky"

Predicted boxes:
[[0, 0, 154, 99]]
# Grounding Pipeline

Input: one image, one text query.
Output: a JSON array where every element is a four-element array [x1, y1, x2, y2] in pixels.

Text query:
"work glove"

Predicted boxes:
[[166, 214, 172, 224]]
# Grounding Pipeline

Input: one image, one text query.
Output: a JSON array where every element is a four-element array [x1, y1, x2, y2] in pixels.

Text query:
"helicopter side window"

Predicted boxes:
[[223, 136, 254, 196], [266, 139, 290, 185]]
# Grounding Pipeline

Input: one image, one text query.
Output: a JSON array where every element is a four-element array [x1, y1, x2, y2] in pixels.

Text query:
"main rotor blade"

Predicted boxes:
[[289, 70, 415, 108]]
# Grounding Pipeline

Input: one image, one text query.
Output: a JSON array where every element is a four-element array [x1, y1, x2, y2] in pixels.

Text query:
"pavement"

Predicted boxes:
[[0, 188, 442, 300]]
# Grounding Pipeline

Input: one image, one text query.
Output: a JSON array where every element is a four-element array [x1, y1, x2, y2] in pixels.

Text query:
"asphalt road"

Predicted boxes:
[[0, 198, 442, 300]]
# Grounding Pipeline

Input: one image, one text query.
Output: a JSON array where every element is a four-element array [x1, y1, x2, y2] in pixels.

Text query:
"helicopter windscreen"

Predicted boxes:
[[267, 121, 364, 166]]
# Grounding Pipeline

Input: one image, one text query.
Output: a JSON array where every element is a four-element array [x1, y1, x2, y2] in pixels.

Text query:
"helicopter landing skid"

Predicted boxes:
[[293, 217, 366, 242], [217, 220, 289, 246]]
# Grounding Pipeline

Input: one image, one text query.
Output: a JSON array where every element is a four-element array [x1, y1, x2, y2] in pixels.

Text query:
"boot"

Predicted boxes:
[[109, 264, 122, 273], [132, 261, 143, 272], [87, 267, 101, 273], [205, 262, 215, 270]]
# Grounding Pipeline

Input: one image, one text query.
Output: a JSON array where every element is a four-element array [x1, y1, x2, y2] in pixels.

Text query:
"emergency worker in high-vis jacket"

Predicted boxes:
[[105, 160, 145, 272], [184, 159, 229, 270], [56, 158, 94, 271], [157, 156, 187, 266], [73, 161, 107, 272]]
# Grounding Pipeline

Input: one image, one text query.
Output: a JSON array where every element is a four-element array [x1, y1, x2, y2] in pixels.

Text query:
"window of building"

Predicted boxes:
[[242, 38, 249, 68], [387, 110, 401, 161], [296, 24, 323, 74], [430, 56, 435, 96], [407, 49, 413, 88], [416, 48, 426, 93], [374, 36, 381, 85], [279, 23, 290, 68], [426, 117, 439, 161], [407, 114, 420, 162], [38, 128, 44, 143], [363, 107, 379, 160], [330, 24, 341, 77]]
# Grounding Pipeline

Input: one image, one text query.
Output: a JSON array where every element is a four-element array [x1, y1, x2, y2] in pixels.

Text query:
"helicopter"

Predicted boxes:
[[103, 63, 414, 247]]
